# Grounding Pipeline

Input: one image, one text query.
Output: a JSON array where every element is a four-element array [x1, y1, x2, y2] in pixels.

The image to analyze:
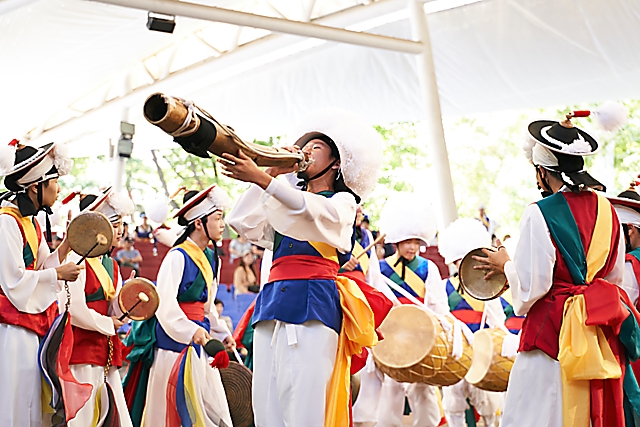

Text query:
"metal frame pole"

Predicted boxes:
[[408, 0, 458, 226], [90, 0, 422, 54]]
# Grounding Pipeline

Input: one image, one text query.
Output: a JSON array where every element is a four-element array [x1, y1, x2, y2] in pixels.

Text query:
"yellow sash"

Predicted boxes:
[[386, 253, 425, 298], [325, 276, 377, 427], [351, 240, 370, 275], [558, 192, 616, 427], [308, 240, 339, 264], [86, 257, 116, 301], [174, 240, 214, 287], [0, 207, 39, 266]]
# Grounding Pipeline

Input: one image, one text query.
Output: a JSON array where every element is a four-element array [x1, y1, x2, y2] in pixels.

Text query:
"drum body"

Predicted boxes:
[[465, 328, 514, 392], [423, 321, 473, 387], [372, 305, 449, 383]]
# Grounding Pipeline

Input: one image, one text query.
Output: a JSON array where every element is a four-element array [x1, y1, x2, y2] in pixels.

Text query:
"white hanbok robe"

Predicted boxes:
[[57, 252, 132, 427], [227, 179, 356, 427], [0, 201, 62, 427], [143, 242, 233, 427], [501, 202, 625, 427]]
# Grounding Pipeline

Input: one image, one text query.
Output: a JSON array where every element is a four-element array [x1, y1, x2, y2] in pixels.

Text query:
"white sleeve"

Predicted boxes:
[[0, 216, 58, 313], [621, 261, 639, 307], [424, 260, 449, 316], [227, 184, 275, 250], [60, 255, 116, 336], [155, 251, 199, 344], [364, 233, 381, 285], [503, 204, 556, 316], [261, 179, 357, 253], [205, 278, 232, 341], [260, 249, 273, 287], [605, 228, 626, 289]]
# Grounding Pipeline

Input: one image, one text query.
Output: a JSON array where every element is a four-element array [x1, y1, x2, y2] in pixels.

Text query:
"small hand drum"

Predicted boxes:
[[459, 248, 508, 301], [118, 278, 159, 321], [67, 212, 113, 258]]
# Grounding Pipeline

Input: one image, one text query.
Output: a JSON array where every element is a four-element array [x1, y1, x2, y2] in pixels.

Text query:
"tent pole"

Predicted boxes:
[[90, 0, 422, 54], [408, 0, 458, 227]]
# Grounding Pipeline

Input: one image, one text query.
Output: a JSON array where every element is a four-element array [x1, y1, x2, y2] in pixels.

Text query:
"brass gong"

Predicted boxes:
[[67, 211, 113, 258], [118, 278, 159, 321], [459, 248, 508, 301]]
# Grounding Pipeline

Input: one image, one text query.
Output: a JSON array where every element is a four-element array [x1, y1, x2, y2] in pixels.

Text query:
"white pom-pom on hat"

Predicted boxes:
[[52, 142, 73, 176], [437, 218, 491, 265], [146, 198, 171, 224], [379, 192, 437, 245], [592, 101, 628, 132], [0, 139, 18, 176]]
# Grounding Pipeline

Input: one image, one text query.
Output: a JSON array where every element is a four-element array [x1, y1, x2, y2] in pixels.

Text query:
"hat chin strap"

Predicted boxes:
[[296, 159, 338, 191]]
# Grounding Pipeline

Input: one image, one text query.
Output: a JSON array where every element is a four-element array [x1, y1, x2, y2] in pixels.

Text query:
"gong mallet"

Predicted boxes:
[[118, 292, 150, 321], [76, 233, 109, 265], [355, 233, 386, 260]]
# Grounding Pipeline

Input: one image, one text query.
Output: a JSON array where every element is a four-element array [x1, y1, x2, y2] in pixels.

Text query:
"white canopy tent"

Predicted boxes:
[[2, 0, 640, 223]]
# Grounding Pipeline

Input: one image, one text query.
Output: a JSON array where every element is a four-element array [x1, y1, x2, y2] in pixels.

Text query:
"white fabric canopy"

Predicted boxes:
[[1, 0, 640, 155]]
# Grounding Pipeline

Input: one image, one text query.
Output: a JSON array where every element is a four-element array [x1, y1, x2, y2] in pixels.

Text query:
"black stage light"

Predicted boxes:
[[147, 12, 176, 34]]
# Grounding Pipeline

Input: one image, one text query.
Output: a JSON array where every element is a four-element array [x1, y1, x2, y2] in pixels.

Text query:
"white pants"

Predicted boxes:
[[442, 379, 501, 427], [377, 375, 441, 427], [501, 350, 563, 427], [353, 353, 384, 427], [0, 324, 45, 427], [144, 347, 233, 427], [253, 320, 338, 427], [67, 364, 133, 427]]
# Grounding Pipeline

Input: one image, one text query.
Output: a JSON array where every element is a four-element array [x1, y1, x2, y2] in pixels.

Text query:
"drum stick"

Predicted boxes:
[[355, 233, 386, 260], [169, 186, 187, 199], [76, 233, 109, 265], [118, 292, 149, 321]]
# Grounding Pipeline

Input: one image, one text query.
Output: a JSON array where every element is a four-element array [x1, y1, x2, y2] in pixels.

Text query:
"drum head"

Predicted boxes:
[[67, 212, 113, 258], [220, 361, 254, 427], [465, 328, 495, 385], [459, 248, 508, 301], [118, 278, 159, 321], [372, 305, 437, 369]]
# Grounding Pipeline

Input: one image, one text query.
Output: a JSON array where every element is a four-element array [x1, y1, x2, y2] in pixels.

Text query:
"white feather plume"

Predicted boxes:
[[208, 186, 231, 212], [379, 192, 437, 245], [52, 142, 73, 176], [106, 191, 134, 217], [0, 142, 17, 176], [146, 198, 171, 224], [522, 133, 537, 164], [593, 102, 628, 132], [437, 218, 491, 265]]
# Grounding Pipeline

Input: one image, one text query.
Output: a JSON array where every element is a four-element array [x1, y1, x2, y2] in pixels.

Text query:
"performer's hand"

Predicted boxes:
[[223, 335, 236, 351], [218, 151, 273, 189], [128, 270, 136, 280], [56, 237, 72, 262], [56, 262, 85, 282], [192, 327, 211, 346], [111, 316, 124, 330], [342, 256, 360, 272], [472, 247, 510, 280]]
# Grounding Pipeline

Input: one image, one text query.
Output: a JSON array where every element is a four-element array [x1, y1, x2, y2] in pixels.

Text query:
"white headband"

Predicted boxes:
[[531, 144, 559, 169]]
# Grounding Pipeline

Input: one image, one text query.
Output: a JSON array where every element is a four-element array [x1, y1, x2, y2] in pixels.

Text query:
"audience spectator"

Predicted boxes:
[[215, 299, 234, 333], [135, 213, 154, 241], [233, 251, 259, 295], [362, 214, 370, 230], [115, 237, 143, 277], [229, 235, 252, 264]]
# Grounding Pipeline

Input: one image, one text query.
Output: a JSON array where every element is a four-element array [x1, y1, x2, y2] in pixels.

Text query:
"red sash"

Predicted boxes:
[[69, 260, 123, 368], [269, 255, 339, 282], [0, 212, 57, 337], [179, 301, 205, 321]]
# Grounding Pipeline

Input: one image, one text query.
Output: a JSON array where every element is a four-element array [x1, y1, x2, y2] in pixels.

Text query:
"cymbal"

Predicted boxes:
[[67, 212, 113, 258], [118, 278, 159, 321], [459, 248, 508, 301]]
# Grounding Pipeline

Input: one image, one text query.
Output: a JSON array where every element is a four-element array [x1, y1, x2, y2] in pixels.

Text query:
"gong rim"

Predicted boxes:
[[118, 278, 159, 321], [219, 361, 254, 427], [459, 248, 508, 301], [67, 212, 114, 258]]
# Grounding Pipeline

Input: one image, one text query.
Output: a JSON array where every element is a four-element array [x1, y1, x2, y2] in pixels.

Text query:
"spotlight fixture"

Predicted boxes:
[[147, 12, 176, 34]]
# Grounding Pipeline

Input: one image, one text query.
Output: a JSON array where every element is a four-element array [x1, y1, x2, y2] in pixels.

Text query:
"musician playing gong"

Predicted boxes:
[[0, 140, 83, 426], [225, 110, 383, 427], [475, 113, 640, 427], [52, 188, 135, 426], [357, 192, 449, 427], [129, 185, 235, 427], [438, 218, 509, 427]]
